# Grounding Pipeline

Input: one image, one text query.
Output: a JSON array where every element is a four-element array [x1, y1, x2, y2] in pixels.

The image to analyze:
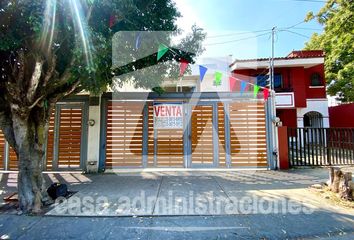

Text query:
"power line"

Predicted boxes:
[[279, 20, 306, 30], [206, 20, 310, 38], [203, 20, 316, 46], [204, 32, 271, 46], [279, 29, 311, 38], [292, 27, 323, 31], [207, 29, 272, 39]]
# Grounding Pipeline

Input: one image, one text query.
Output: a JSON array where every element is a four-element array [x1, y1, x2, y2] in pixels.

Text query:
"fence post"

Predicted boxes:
[[326, 128, 331, 166], [142, 103, 149, 168], [4, 141, 9, 171], [277, 126, 289, 169]]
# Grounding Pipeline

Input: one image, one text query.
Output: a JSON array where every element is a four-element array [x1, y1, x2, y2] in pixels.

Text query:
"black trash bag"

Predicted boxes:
[[47, 183, 68, 200]]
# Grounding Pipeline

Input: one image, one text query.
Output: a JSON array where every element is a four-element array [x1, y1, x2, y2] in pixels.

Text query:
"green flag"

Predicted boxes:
[[214, 71, 222, 86], [253, 85, 260, 98], [157, 44, 169, 61]]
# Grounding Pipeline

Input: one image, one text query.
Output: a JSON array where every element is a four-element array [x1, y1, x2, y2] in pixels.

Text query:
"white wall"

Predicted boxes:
[[296, 99, 329, 127], [200, 73, 230, 92], [198, 56, 232, 92], [86, 101, 101, 172]]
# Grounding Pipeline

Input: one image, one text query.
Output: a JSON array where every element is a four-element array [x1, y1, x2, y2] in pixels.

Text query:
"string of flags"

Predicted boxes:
[[156, 43, 271, 100]]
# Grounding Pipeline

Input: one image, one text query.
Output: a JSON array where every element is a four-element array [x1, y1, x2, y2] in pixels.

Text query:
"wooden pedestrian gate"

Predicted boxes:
[[102, 95, 269, 170], [0, 130, 25, 170], [46, 103, 88, 170], [0, 100, 88, 171], [191, 104, 215, 166]]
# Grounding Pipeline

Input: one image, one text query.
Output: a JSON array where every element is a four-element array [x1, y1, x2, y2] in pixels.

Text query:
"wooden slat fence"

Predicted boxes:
[[229, 102, 268, 167], [105, 101, 144, 168]]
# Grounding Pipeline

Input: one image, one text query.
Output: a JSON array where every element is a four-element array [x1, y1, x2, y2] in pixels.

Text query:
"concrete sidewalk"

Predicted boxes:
[[1, 168, 353, 217], [1, 168, 354, 239]]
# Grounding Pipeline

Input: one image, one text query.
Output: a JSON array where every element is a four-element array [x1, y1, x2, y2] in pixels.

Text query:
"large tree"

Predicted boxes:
[[0, 0, 205, 213], [304, 0, 354, 102]]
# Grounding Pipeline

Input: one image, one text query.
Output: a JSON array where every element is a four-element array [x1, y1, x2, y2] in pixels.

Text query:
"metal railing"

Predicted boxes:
[[288, 128, 354, 167]]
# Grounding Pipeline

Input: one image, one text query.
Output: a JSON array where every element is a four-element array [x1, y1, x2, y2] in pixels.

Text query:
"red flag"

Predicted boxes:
[[263, 88, 270, 100], [229, 76, 237, 91], [109, 15, 116, 28], [179, 59, 189, 76]]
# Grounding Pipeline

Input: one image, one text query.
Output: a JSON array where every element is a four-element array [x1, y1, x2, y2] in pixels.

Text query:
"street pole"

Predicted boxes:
[[269, 26, 279, 169]]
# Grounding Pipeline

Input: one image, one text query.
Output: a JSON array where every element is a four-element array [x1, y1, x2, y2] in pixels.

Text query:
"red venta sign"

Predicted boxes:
[[153, 102, 183, 129]]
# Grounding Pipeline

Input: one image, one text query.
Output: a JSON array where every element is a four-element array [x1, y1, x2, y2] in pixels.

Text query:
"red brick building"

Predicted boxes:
[[230, 50, 329, 128]]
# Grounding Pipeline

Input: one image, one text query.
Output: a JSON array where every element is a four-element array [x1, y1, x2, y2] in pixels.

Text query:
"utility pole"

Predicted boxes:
[[271, 27, 275, 90], [268, 26, 279, 169]]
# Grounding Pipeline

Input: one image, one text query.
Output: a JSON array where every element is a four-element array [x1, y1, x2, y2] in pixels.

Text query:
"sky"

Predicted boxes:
[[174, 0, 325, 61]]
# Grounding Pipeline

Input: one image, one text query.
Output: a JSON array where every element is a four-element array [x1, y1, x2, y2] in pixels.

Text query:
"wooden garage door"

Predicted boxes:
[[8, 147, 17, 170], [105, 101, 144, 168], [0, 105, 85, 171], [218, 103, 226, 167], [57, 106, 83, 169], [229, 102, 267, 167], [45, 111, 55, 170], [0, 132, 19, 171], [146, 103, 184, 167], [191, 105, 214, 166], [0, 131, 5, 170]]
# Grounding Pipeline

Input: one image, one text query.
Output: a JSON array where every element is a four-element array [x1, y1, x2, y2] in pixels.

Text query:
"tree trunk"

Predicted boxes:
[[339, 172, 353, 200], [328, 167, 353, 201], [12, 106, 50, 213], [329, 167, 342, 193]]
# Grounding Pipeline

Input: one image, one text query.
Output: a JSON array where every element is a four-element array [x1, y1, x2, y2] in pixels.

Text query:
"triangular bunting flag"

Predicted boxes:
[[240, 81, 247, 95], [109, 15, 116, 28], [229, 76, 236, 91], [135, 32, 142, 49], [253, 85, 260, 98], [263, 88, 270, 100], [157, 44, 169, 61], [199, 65, 208, 82], [214, 71, 222, 86], [179, 59, 189, 76]]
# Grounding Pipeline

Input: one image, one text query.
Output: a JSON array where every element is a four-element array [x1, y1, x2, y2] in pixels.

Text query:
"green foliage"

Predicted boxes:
[[0, 0, 205, 96], [304, 0, 354, 102], [110, 24, 206, 91], [152, 86, 165, 95]]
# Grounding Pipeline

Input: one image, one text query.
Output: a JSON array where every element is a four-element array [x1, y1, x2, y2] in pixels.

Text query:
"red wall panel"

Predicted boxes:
[[329, 104, 354, 127], [290, 67, 307, 108], [276, 109, 297, 128], [305, 65, 326, 99]]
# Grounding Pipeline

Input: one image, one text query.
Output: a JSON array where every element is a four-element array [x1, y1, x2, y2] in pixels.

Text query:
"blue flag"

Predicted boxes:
[[240, 81, 247, 95], [199, 65, 208, 82]]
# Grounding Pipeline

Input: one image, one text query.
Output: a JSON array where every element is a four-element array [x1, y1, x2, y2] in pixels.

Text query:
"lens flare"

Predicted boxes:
[[69, 0, 93, 67], [40, 0, 57, 55], [40, 0, 93, 68]]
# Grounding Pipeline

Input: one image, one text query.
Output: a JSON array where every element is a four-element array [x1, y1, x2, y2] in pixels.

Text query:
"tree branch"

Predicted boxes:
[[43, 55, 57, 87], [28, 95, 45, 110], [27, 59, 44, 103]]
